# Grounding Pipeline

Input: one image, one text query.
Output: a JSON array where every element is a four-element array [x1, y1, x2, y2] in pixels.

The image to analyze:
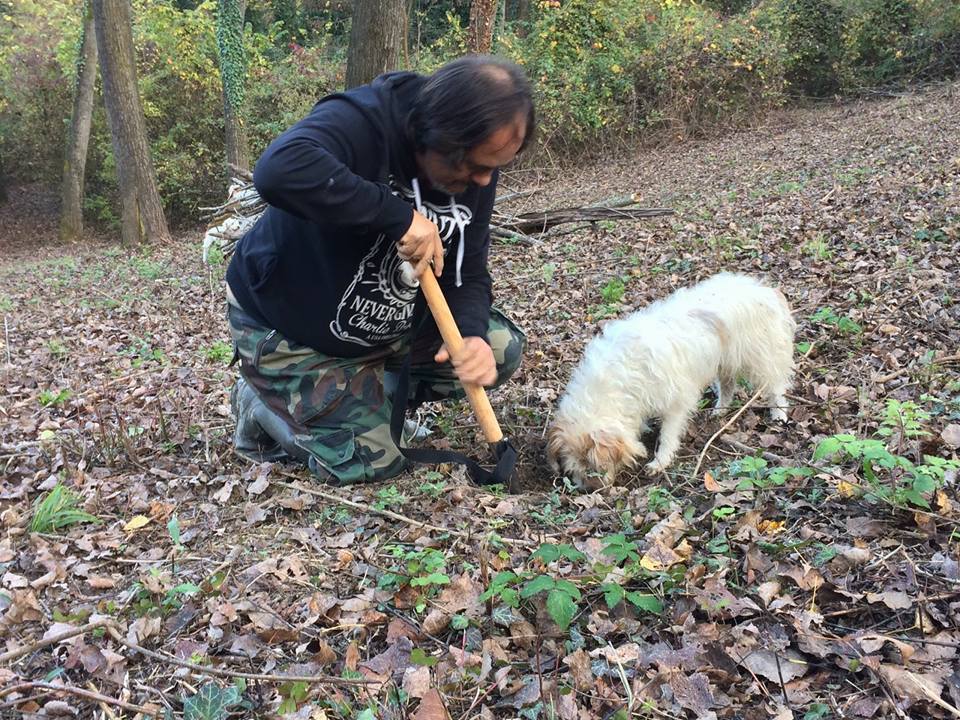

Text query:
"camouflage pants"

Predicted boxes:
[[227, 301, 525, 485]]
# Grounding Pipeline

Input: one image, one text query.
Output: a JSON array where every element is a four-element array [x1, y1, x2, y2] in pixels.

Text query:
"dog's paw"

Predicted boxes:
[[768, 407, 789, 423], [644, 459, 670, 474]]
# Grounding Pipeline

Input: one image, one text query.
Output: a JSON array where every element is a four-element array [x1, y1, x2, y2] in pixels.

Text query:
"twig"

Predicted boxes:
[[105, 625, 374, 685], [903, 671, 960, 718], [690, 388, 764, 480], [0, 682, 158, 716], [275, 479, 536, 547], [87, 682, 120, 720], [0, 618, 112, 664], [873, 354, 960, 384]]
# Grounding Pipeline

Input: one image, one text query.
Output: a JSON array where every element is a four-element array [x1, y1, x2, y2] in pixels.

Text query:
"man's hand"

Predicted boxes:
[[435, 336, 497, 387], [397, 210, 444, 278]]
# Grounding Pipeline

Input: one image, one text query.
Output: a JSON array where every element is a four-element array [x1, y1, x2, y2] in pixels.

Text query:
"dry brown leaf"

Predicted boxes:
[[402, 666, 432, 699], [563, 648, 594, 691], [422, 608, 450, 636], [437, 573, 482, 616], [344, 641, 360, 672], [86, 576, 116, 589], [865, 591, 913, 610], [413, 689, 449, 720], [940, 424, 960, 448], [738, 648, 809, 683]]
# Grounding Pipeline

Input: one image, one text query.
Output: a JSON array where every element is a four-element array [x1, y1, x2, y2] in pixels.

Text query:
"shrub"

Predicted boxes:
[[840, 0, 917, 87], [774, 0, 844, 96]]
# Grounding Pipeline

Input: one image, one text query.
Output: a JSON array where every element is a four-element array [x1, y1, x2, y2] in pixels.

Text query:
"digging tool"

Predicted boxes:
[[417, 269, 519, 491]]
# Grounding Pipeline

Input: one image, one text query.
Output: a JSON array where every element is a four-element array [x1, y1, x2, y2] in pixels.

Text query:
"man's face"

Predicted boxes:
[[416, 114, 526, 195]]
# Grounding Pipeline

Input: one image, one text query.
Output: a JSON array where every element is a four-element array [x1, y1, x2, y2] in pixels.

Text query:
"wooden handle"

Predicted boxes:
[[418, 270, 504, 444]]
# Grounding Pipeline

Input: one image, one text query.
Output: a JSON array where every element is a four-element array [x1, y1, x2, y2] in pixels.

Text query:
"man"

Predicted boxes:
[[225, 55, 534, 485]]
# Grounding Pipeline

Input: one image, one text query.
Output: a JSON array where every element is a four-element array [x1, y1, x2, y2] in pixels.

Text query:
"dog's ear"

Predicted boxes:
[[586, 431, 628, 476], [545, 425, 564, 472]]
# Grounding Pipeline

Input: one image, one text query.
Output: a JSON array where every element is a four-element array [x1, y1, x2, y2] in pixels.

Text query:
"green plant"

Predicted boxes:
[[182, 682, 244, 720], [373, 484, 407, 511], [728, 455, 814, 490], [801, 235, 834, 261], [46, 338, 69, 359], [877, 399, 931, 440], [599, 582, 663, 614], [31, 483, 99, 533], [378, 546, 450, 612], [600, 277, 626, 304], [810, 306, 862, 335], [521, 575, 581, 630], [204, 340, 234, 364], [38, 388, 72, 407], [814, 431, 958, 508]]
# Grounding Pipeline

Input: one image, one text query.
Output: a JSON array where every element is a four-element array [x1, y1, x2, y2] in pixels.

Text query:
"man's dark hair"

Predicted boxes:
[[409, 55, 535, 164]]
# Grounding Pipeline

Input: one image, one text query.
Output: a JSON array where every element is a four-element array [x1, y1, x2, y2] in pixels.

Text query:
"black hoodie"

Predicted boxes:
[[226, 71, 496, 358]]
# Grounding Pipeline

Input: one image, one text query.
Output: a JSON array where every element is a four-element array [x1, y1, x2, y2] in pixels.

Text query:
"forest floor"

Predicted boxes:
[[1, 83, 959, 720]]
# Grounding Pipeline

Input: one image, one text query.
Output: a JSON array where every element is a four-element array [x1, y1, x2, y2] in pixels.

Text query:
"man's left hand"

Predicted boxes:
[[435, 336, 497, 386]]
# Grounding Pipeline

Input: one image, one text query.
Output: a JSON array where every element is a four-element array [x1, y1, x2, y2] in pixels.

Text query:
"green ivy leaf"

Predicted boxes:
[[531, 543, 560, 563], [626, 592, 663, 614], [167, 514, 181, 545], [451, 614, 469, 630], [546, 588, 578, 630], [553, 578, 582, 601], [520, 575, 556, 598], [410, 648, 438, 667], [183, 683, 241, 720], [411, 572, 450, 587], [600, 582, 625, 609]]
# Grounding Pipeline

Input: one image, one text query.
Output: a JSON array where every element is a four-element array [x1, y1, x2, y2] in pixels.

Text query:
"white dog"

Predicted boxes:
[[547, 273, 795, 487]]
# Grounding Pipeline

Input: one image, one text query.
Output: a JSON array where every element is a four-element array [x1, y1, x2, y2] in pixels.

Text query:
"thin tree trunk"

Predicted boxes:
[[60, 0, 98, 243], [217, 0, 249, 175], [92, 0, 170, 245], [345, 0, 406, 88], [467, 0, 498, 54]]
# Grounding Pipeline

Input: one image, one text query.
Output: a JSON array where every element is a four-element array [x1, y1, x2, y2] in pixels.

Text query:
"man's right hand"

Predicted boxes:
[[397, 210, 444, 278]]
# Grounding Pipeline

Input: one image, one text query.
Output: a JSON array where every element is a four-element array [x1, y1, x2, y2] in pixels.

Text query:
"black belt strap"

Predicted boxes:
[[388, 351, 516, 487]]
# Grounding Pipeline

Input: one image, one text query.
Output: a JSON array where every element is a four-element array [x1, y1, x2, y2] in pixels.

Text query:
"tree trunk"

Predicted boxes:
[[92, 0, 170, 244], [345, 0, 406, 88], [217, 0, 249, 175], [515, 0, 530, 34], [60, 0, 98, 243], [467, 0, 498, 54]]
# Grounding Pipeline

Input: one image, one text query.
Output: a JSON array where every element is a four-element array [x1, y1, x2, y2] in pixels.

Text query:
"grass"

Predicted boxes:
[[31, 483, 100, 533]]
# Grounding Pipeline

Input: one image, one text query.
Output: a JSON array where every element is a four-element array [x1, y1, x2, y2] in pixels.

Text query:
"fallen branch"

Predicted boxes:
[[274, 478, 537, 548], [492, 200, 674, 235], [0, 618, 112, 664], [105, 625, 374, 686], [873, 353, 960, 384], [0, 682, 158, 717], [200, 179, 674, 262]]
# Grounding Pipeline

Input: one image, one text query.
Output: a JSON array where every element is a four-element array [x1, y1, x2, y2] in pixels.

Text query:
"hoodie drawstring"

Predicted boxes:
[[410, 177, 468, 288]]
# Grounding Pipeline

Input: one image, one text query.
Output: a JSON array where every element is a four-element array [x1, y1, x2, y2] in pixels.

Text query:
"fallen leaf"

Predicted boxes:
[[123, 515, 152, 532], [413, 689, 449, 720], [865, 591, 913, 610], [704, 472, 722, 491], [589, 642, 640, 665], [402, 666, 432, 699], [86, 576, 116, 589], [738, 648, 809, 683], [942, 424, 960, 448]]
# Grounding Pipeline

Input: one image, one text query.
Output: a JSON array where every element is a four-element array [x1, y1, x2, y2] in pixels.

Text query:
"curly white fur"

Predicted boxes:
[[547, 273, 796, 488]]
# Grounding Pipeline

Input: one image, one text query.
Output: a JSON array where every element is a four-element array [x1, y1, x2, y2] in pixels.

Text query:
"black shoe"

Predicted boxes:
[[230, 377, 288, 463]]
